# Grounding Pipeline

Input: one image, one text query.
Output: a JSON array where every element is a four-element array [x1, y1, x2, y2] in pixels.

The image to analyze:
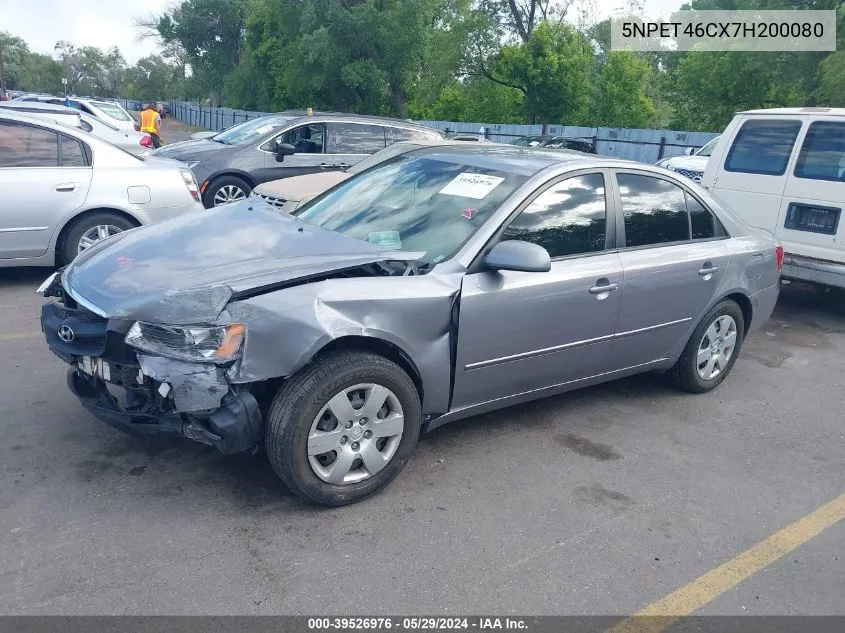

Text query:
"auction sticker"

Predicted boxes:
[[439, 173, 504, 199]]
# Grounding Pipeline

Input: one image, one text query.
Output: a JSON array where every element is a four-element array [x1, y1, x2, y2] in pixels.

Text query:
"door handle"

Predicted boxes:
[[698, 263, 720, 278], [54, 183, 80, 192], [318, 163, 335, 169], [589, 281, 619, 295], [335, 162, 351, 169]]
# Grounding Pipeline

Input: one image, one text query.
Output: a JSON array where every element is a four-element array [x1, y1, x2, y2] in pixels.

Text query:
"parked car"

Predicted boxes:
[[153, 112, 443, 208], [702, 108, 845, 289], [252, 138, 464, 212], [0, 101, 154, 155], [38, 145, 781, 505], [0, 109, 204, 266], [510, 134, 596, 153], [13, 95, 138, 131], [655, 136, 720, 182]]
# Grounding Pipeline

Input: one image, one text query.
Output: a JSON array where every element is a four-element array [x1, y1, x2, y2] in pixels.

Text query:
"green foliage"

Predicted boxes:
[[593, 52, 656, 129]]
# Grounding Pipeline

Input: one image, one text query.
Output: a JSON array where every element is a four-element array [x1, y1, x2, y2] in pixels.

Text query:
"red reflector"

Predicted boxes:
[[140, 135, 153, 148], [776, 246, 784, 270]]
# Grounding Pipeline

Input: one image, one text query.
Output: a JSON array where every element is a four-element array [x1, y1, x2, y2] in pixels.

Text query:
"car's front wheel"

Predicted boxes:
[[203, 175, 251, 208], [265, 350, 421, 506], [670, 299, 745, 393], [60, 212, 136, 264]]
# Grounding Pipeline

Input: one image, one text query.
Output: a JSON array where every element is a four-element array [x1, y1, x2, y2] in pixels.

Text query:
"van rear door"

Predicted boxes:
[[779, 117, 845, 265]]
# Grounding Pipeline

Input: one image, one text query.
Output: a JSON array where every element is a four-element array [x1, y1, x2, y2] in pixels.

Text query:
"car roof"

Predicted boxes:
[[280, 111, 440, 133], [739, 107, 845, 116], [0, 100, 79, 115]]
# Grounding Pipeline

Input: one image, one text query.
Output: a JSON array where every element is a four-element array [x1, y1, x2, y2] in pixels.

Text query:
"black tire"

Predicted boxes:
[[202, 175, 251, 208], [265, 350, 422, 506], [60, 212, 136, 265], [669, 299, 746, 394]]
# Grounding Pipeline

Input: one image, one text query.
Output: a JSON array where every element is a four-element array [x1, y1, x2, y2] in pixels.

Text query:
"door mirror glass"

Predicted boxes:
[[484, 240, 551, 273], [275, 142, 296, 162], [684, 147, 695, 155]]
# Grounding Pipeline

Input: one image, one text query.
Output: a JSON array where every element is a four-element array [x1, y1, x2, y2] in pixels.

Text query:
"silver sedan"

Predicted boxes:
[[0, 109, 204, 266], [40, 145, 781, 505]]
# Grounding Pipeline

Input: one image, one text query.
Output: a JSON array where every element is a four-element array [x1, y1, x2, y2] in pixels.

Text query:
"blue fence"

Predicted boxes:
[[116, 99, 719, 163]]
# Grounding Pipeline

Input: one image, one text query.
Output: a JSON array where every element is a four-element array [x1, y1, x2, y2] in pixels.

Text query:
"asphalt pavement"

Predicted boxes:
[[0, 119, 842, 616]]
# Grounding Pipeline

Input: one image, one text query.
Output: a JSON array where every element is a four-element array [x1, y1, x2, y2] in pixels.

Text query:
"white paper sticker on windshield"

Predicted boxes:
[[438, 173, 505, 199], [368, 231, 402, 250]]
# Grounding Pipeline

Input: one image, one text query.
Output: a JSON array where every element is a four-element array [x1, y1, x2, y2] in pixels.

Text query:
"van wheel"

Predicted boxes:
[[670, 299, 745, 394], [60, 212, 136, 264], [203, 175, 251, 208], [265, 351, 421, 506]]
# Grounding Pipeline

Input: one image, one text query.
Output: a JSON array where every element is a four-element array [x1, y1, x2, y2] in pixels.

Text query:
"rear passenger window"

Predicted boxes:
[[794, 121, 845, 182], [0, 121, 58, 167], [724, 119, 800, 176], [618, 174, 689, 247], [390, 127, 436, 143], [60, 135, 87, 167], [502, 173, 606, 257], [687, 192, 727, 239], [329, 123, 387, 154]]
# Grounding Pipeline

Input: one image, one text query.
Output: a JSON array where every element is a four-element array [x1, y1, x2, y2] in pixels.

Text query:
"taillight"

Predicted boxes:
[[180, 168, 201, 203], [776, 246, 784, 270], [140, 135, 153, 148]]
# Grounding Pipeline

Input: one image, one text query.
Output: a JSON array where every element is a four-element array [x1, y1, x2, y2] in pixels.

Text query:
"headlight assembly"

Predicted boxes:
[[125, 322, 245, 363]]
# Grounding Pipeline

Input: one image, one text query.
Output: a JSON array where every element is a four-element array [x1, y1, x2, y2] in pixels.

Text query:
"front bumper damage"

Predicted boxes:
[[42, 300, 263, 454]]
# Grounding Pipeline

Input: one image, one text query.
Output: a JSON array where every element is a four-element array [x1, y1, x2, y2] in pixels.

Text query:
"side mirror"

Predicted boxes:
[[683, 147, 695, 155], [484, 240, 551, 273], [275, 142, 296, 162]]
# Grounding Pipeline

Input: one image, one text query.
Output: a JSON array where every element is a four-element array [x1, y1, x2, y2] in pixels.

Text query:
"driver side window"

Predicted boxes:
[[266, 124, 325, 154]]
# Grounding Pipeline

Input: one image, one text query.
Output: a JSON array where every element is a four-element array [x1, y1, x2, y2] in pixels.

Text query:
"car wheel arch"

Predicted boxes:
[[306, 335, 424, 404], [709, 290, 753, 340], [203, 170, 257, 191], [54, 207, 142, 263]]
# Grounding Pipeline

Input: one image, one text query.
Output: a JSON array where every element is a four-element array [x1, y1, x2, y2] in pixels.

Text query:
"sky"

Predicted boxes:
[[0, 0, 686, 65]]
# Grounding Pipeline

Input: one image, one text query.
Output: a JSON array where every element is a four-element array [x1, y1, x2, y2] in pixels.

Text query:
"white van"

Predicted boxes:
[[702, 108, 845, 289]]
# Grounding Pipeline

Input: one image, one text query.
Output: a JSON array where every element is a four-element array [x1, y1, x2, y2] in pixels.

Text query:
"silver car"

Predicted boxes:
[[39, 145, 781, 505], [0, 110, 204, 266]]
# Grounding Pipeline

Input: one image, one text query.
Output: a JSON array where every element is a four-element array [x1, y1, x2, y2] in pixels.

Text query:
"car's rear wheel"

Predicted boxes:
[[60, 212, 136, 264], [670, 299, 745, 393], [265, 350, 421, 506], [204, 175, 251, 208]]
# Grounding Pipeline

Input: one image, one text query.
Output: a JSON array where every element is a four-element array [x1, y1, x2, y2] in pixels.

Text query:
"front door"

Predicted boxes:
[[0, 121, 92, 259], [259, 123, 329, 183], [611, 171, 730, 366], [452, 172, 623, 410]]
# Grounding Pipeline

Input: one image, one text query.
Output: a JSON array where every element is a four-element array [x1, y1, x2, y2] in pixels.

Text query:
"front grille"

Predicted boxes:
[[254, 192, 288, 209], [42, 302, 109, 357], [670, 167, 704, 182]]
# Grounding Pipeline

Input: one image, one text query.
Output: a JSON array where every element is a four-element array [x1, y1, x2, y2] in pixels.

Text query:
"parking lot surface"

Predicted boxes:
[[1, 265, 842, 616]]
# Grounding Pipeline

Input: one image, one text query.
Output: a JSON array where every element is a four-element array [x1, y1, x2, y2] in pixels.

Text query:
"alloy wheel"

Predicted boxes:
[[307, 383, 404, 485], [213, 184, 247, 206], [696, 315, 738, 380], [77, 224, 124, 254]]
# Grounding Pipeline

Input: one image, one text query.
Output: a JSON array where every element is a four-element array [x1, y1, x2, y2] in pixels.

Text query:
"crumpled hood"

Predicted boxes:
[[152, 138, 230, 160], [63, 201, 422, 324]]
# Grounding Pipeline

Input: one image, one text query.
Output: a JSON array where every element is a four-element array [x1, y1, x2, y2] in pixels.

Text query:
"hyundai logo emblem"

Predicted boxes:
[[57, 324, 75, 342]]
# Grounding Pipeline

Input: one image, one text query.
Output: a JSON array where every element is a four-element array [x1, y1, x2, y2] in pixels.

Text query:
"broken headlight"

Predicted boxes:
[[125, 322, 245, 364]]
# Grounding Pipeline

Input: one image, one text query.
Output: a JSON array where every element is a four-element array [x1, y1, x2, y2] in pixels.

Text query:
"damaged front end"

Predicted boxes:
[[41, 278, 262, 454]]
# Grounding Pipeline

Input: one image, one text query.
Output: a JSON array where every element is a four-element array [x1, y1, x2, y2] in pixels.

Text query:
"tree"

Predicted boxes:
[[593, 51, 656, 128], [125, 55, 183, 100], [101, 47, 127, 97]]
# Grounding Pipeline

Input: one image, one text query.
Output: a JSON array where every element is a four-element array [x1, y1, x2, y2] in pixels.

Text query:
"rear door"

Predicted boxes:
[[611, 171, 730, 367], [326, 123, 387, 170], [0, 120, 92, 259], [779, 117, 845, 264]]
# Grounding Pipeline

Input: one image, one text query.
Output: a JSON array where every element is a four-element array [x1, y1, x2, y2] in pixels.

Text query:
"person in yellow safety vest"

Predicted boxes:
[[139, 103, 162, 149]]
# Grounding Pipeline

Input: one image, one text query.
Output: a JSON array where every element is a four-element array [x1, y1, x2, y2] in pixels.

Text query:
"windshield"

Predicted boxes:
[[92, 101, 133, 121], [347, 142, 424, 174], [295, 153, 528, 264], [696, 136, 720, 157], [212, 115, 292, 145]]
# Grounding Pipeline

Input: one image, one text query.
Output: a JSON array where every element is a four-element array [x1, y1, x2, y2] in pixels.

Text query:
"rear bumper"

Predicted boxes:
[[782, 253, 845, 289]]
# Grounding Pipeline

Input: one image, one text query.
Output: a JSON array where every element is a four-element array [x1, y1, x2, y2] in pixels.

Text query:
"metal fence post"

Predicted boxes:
[[658, 136, 666, 160]]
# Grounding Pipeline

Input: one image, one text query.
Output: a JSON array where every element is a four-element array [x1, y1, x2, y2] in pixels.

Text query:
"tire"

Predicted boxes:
[[60, 212, 136, 265], [265, 350, 422, 506], [203, 175, 251, 208], [670, 299, 746, 394]]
